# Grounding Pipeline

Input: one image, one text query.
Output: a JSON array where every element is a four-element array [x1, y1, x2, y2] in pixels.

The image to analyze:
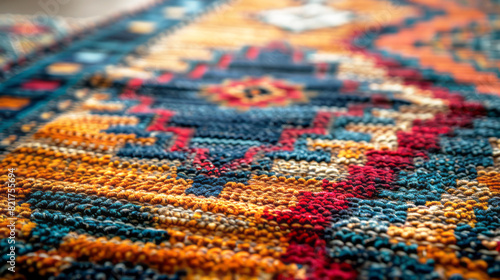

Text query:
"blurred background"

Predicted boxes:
[[0, 0, 145, 18]]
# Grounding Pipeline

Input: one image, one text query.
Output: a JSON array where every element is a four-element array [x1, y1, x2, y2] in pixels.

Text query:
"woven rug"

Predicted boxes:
[[1, 0, 500, 279]]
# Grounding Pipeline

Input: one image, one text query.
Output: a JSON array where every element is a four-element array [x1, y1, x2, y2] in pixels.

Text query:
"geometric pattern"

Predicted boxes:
[[1, 0, 500, 279], [201, 77, 310, 109]]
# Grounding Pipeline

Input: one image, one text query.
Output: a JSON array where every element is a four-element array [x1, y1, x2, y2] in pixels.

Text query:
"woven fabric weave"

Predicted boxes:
[[1, 0, 500, 279]]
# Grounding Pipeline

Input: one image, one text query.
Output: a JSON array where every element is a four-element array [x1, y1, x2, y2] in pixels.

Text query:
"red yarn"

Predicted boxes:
[[279, 242, 357, 280]]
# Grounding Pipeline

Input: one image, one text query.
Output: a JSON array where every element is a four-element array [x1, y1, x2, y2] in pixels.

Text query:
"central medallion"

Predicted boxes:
[[258, 2, 354, 33], [201, 77, 309, 109]]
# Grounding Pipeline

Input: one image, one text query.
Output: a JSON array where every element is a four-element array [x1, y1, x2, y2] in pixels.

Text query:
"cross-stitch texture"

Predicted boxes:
[[1, 0, 500, 279]]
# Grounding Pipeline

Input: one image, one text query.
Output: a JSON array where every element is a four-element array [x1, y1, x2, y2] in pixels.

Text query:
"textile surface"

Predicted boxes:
[[1, 0, 500, 279]]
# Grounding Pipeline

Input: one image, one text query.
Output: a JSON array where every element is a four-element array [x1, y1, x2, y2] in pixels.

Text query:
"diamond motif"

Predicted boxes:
[[201, 77, 309, 109], [258, 3, 353, 32]]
